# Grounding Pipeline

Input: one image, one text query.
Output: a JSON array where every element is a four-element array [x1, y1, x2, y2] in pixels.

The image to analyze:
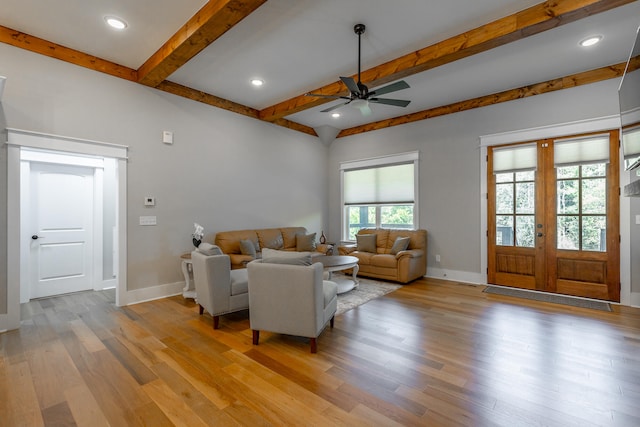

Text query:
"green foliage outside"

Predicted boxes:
[[496, 164, 607, 252]]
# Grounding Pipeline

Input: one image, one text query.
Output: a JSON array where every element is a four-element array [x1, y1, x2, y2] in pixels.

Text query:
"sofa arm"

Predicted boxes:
[[395, 249, 424, 260], [338, 245, 356, 255], [316, 243, 333, 255]]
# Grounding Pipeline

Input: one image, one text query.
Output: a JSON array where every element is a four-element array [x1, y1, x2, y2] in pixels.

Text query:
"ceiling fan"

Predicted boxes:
[[306, 23, 411, 116]]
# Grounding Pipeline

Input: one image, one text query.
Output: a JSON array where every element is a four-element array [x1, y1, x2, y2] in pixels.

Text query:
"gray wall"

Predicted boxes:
[[0, 104, 7, 313], [1, 40, 637, 310], [328, 79, 625, 278], [0, 43, 329, 298]]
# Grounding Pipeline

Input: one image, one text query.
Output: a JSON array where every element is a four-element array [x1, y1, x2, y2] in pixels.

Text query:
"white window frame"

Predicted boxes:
[[340, 151, 420, 241]]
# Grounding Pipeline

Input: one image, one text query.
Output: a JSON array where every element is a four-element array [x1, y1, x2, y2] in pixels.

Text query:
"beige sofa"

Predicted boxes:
[[215, 227, 332, 270], [338, 228, 427, 283]]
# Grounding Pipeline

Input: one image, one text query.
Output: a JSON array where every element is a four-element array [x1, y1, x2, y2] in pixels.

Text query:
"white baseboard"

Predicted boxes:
[[121, 281, 184, 306], [426, 267, 485, 286], [96, 278, 117, 291]]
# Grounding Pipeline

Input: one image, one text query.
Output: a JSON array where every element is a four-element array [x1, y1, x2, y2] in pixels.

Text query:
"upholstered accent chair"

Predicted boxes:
[[191, 250, 249, 329], [246, 259, 338, 353]]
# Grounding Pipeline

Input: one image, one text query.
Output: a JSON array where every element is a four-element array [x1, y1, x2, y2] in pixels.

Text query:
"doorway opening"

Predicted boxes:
[[20, 148, 117, 301], [487, 130, 620, 302], [3, 129, 128, 332]]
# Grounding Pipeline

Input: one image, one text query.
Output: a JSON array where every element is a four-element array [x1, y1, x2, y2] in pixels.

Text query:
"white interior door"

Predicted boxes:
[[29, 162, 95, 298]]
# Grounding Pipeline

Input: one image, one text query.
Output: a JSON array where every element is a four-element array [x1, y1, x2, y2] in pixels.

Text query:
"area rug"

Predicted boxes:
[[336, 275, 401, 315], [483, 285, 612, 311]]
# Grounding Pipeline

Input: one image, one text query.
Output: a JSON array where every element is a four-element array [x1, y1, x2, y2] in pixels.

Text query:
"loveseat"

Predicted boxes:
[[338, 228, 427, 283], [215, 227, 332, 270]]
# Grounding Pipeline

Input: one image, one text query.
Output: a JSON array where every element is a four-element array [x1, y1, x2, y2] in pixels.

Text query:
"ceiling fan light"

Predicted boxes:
[[351, 99, 368, 109]]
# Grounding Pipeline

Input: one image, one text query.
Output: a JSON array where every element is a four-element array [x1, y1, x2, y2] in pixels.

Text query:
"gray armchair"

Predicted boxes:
[[247, 259, 338, 353], [191, 251, 249, 329]]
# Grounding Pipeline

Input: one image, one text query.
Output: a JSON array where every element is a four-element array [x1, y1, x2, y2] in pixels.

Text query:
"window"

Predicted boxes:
[[493, 143, 537, 248], [554, 135, 609, 252], [341, 152, 419, 240]]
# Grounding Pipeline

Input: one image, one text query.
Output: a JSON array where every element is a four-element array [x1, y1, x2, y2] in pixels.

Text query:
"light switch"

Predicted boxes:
[[140, 216, 157, 226], [636, 215, 640, 225], [162, 131, 173, 144]]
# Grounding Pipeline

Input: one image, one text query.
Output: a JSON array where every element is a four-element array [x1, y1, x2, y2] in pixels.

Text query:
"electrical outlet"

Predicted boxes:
[[435, 254, 441, 262]]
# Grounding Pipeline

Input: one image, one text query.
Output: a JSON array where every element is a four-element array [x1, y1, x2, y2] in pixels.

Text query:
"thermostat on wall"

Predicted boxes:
[[144, 196, 155, 206]]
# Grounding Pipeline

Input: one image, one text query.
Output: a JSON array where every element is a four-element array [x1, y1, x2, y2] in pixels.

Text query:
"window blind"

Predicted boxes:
[[343, 163, 414, 205], [622, 126, 640, 159], [492, 143, 537, 174], [554, 135, 609, 166]]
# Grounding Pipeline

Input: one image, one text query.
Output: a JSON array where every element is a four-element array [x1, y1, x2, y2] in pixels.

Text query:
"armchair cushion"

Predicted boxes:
[[262, 248, 312, 266], [230, 269, 249, 295]]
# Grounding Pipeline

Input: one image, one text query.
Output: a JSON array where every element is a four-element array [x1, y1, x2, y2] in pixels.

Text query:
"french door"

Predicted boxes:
[[487, 130, 620, 302]]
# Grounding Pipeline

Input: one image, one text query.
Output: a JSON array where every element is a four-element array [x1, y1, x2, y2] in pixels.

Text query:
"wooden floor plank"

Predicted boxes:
[[2, 279, 640, 426], [64, 384, 110, 427]]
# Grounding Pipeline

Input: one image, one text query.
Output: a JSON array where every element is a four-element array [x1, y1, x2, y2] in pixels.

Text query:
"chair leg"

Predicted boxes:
[[213, 316, 220, 329], [199, 304, 204, 315], [330, 316, 335, 328], [310, 338, 317, 354], [252, 330, 260, 345]]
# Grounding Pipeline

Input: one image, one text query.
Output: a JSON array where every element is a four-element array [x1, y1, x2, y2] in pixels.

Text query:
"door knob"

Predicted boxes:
[[537, 232, 544, 237], [31, 235, 41, 240]]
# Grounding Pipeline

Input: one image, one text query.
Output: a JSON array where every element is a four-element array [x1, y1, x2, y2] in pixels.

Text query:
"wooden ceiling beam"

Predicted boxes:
[[0, 25, 138, 81], [137, 0, 267, 87], [155, 81, 317, 136], [258, 0, 636, 122], [337, 59, 637, 138]]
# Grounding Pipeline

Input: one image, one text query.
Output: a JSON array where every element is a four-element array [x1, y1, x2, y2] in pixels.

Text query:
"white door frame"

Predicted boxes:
[[478, 115, 636, 306], [3, 128, 128, 332]]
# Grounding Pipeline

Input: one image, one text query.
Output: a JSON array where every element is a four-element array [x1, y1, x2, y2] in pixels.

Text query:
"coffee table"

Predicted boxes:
[[318, 255, 359, 294]]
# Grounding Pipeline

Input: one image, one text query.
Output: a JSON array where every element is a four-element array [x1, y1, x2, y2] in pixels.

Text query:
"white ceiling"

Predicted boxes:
[[2, 0, 639, 132]]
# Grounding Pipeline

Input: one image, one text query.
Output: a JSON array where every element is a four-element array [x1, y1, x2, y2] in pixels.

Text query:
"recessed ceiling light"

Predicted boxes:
[[331, 113, 341, 118], [105, 16, 127, 30], [579, 35, 602, 47], [251, 79, 264, 87]]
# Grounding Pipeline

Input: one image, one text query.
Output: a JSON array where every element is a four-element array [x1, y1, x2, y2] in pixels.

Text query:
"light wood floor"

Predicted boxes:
[[2, 278, 640, 426]]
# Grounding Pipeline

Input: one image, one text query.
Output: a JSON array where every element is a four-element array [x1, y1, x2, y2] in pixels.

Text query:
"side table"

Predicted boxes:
[[180, 253, 197, 299]]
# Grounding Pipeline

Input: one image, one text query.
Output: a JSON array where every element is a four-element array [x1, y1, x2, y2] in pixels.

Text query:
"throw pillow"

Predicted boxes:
[[390, 236, 410, 255], [296, 233, 317, 251], [356, 233, 377, 253], [261, 248, 312, 266], [239, 239, 257, 257], [196, 243, 222, 256]]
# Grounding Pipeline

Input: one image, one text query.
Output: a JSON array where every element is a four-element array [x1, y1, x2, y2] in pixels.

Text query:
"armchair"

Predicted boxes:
[[247, 260, 338, 353], [191, 251, 249, 329]]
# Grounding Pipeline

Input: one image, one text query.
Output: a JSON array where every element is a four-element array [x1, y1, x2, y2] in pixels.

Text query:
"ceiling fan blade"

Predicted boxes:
[[321, 102, 349, 113], [369, 80, 410, 97], [369, 98, 411, 107], [340, 76, 361, 95]]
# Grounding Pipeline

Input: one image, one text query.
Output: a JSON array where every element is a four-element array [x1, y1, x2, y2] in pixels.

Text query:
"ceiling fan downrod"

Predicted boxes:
[[354, 23, 365, 86]]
